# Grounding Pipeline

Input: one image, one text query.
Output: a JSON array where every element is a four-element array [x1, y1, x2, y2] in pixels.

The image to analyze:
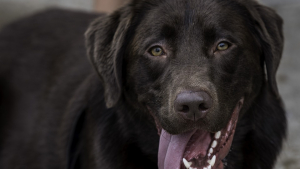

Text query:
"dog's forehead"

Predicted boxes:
[[135, 0, 252, 44]]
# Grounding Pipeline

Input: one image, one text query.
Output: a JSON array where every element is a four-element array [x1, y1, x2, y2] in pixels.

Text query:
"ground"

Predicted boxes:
[[268, 2, 300, 169]]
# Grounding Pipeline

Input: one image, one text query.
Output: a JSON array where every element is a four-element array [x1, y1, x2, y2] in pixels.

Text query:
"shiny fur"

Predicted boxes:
[[0, 0, 286, 168]]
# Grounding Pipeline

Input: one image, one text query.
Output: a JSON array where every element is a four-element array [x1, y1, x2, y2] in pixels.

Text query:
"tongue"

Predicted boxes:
[[158, 129, 196, 169]]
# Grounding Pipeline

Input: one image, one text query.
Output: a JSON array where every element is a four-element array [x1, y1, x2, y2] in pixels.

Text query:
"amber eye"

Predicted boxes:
[[217, 42, 230, 51], [149, 46, 164, 56]]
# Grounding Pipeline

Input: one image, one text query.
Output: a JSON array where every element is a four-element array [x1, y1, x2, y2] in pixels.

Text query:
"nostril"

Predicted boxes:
[[180, 105, 189, 113], [198, 103, 209, 112]]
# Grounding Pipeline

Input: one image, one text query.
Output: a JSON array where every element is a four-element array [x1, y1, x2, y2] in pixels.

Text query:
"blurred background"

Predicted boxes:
[[0, 0, 299, 168]]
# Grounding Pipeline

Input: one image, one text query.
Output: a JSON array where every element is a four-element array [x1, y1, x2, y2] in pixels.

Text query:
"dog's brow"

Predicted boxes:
[[184, 1, 195, 27]]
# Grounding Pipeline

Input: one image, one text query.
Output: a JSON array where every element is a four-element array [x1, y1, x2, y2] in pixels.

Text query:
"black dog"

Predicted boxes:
[[0, 0, 286, 169]]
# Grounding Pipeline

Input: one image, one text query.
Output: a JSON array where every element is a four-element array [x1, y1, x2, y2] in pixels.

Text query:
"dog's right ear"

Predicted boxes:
[[85, 7, 132, 108]]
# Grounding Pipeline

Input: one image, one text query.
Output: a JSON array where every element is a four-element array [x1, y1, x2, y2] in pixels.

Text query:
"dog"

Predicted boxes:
[[0, 0, 286, 168]]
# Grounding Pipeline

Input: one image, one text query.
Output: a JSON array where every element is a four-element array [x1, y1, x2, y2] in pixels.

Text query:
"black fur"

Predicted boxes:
[[0, 0, 286, 169]]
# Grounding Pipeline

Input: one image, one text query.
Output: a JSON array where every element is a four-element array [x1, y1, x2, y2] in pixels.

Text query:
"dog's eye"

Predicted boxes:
[[217, 42, 230, 51], [149, 46, 164, 56]]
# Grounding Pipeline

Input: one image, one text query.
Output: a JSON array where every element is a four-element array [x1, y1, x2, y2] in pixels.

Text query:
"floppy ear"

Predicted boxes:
[[251, 4, 284, 97], [85, 6, 132, 108]]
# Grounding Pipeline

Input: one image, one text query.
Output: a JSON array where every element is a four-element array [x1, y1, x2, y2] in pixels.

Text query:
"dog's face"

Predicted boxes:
[[86, 0, 283, 168], [126, 0, 262, 134]]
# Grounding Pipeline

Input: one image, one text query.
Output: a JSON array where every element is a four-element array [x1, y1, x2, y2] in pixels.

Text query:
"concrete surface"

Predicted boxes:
[[0, 0, 299, 168], [95, 0, 129, 13], [265, 2, 300, 169]]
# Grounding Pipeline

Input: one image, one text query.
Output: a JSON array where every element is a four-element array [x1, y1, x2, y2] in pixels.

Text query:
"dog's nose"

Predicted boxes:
[[174, 91, 212, 121]]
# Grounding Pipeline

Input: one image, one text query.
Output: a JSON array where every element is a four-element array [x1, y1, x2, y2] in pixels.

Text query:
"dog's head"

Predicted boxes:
[[85, 0, 283, 168]]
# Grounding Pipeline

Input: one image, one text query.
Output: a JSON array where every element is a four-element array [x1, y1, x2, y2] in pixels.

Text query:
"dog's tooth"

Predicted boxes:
[[211, 140, 217, 148], [203, 167, 208, 169], [209, 148, 213, 154], [207, 165, 212, 169], [209, 155, 216, 166], [183, 158, 192, 168], [214, 131, 221, 139], [189, 168, 197, 169]]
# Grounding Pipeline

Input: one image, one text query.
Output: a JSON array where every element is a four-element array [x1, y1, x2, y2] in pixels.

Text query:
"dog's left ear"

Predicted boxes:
[[85, 6, 132, 108], [250, 3, 284, 98]]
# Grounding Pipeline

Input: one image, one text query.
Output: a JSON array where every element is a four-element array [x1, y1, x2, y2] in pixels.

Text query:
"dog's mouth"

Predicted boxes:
[[158, 98, 244, 169]]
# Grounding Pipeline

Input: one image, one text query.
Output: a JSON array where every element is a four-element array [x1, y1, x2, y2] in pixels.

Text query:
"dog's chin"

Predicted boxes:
[[157, 98, 244, 169]]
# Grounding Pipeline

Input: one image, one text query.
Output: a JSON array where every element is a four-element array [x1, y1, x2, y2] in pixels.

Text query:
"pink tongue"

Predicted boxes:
[[158, 129, 196, 169]]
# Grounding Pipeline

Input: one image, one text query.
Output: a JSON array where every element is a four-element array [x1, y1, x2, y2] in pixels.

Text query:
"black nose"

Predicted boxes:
[[174, 91, 213, 121]]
